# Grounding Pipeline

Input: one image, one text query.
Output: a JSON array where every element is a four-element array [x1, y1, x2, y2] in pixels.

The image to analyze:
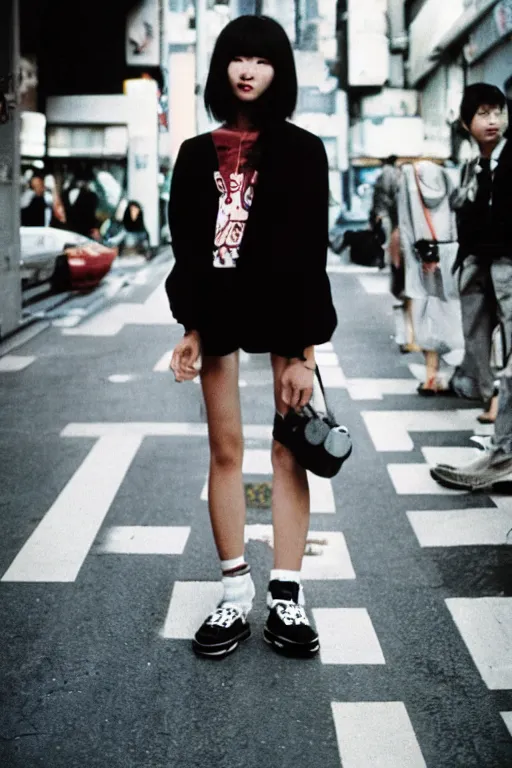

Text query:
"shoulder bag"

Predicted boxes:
[[272, 366, 352, 479]]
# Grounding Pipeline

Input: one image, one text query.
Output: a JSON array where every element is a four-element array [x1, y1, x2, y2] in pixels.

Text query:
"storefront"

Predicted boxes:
[[465, 0, 512, 92]]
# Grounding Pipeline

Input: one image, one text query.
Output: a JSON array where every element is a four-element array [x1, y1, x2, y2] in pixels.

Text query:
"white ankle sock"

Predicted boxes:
[[222, 571, 255, 615], [221, 555, 246, 573], [270, 569, 301, 584]]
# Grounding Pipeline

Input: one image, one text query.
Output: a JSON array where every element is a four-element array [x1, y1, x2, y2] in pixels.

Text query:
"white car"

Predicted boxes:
[[20, 226, 88, 288]]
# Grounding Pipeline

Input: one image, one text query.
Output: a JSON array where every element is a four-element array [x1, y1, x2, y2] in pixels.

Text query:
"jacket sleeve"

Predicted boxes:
[[288, 136, 337, 356], [165, 140, 202, 331]]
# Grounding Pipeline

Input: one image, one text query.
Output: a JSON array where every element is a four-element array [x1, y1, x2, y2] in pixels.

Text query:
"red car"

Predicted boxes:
[[64, 239, 118, 290], [20, 227, 118, 291]]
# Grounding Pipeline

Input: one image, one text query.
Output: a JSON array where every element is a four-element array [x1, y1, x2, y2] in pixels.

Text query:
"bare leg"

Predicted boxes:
[[200, 352, 245, 561], [270, 354, 310, 571], [404, 298, 421, 352], [420, 349, 439, 391]]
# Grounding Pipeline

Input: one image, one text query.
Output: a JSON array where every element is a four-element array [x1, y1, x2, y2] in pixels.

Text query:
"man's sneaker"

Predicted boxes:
[[430, 450, 512, 491], [192, 603, 251, 659], [264, 580, 319, 658]]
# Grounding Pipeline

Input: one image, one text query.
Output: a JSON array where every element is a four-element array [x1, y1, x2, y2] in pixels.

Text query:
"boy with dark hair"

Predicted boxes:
[[431, 82, 512, 490]]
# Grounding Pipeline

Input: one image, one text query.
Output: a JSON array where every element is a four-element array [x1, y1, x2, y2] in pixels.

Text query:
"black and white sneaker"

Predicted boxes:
[[192, 603, 251, 659], [263, 580, 319, 658]]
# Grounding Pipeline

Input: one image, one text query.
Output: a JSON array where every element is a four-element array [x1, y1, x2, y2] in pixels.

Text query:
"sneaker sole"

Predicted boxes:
[[430, 467, 512, 492], [263, 627, 319, 659], [192, 625, 251, 660]]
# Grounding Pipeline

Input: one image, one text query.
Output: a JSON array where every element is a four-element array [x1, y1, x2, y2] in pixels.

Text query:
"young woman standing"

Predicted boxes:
[[167, 15, 337, 660]]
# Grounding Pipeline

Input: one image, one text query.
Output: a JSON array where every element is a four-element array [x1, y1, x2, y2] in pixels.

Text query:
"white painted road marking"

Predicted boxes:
[[446, 597, 512, 689], [357, 274, 391, 295], [1, 436, 142, 582], [346, 378, 418, 400], [407, 501, 512, 547], [63, 281, 176, 336], [362, 409, 489, 452], [331, 701, 427, 768], [387, 464, 463, 495], [314, 608, 385, 664], [501, 712, 512, 737], [0, 355, 35, 371], [98, 526, 191, 555], [244, 526, 355, 579], [61, 422, 273, 440], [160, 581, 224, 639]]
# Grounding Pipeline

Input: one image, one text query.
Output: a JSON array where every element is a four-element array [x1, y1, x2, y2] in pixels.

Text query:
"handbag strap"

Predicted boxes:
[[413, 164, 438, 242], [304, 365, 336, 422]]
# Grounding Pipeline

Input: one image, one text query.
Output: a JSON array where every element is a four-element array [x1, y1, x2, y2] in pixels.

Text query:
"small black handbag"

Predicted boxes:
[[272, 367, 352, 479]]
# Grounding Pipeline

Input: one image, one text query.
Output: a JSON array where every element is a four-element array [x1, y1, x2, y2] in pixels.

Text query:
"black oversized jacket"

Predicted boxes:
[[165, 120, 337, 358], [453, 138, 512, 269]]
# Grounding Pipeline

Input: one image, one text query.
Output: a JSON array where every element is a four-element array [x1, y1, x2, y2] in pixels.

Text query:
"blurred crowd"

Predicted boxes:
[[20, 168, 151, 257]]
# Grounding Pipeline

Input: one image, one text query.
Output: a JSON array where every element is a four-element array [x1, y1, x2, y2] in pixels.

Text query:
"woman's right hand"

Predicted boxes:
[[170, 331, 202, 382]]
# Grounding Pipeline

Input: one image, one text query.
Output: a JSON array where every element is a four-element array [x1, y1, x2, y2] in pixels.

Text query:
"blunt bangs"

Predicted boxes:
[[204, 15, 298, 125], [460, 82, 506, 127]]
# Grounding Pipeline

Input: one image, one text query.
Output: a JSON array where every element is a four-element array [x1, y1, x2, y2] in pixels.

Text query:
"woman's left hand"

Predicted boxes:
[[281, 361, 314, 411]]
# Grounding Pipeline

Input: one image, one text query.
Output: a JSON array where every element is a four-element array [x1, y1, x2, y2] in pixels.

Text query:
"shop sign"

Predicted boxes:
[[494, 0, 512, 35], [126, 0, 161, 67], [465, 0, 512, 63]]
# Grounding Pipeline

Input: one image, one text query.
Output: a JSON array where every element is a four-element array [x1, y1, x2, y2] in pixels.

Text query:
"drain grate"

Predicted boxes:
[[244, 481, 272, 509]]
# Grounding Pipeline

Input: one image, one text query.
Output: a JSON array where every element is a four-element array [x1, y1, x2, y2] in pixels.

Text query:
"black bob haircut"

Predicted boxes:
[[204, 15, 298, 126], [460, 82, 506, 128]]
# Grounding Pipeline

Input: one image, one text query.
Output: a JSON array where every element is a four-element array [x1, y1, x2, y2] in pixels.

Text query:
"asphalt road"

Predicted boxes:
[[1, 254, 512, 768]]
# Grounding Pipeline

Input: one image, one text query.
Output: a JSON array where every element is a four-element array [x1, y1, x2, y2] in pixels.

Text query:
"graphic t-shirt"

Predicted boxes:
[[211, 127, 259, 268]]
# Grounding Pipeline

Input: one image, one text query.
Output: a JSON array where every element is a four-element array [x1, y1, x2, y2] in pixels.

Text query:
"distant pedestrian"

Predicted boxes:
[[371, 155, 401, 263], [20, 172, 52, 227], [397, 160, 464, 394], [166, 15, 337, 659], [431, 83, 512, 490], [63, 176, 100, 240], [449, 83, 511, 424], [121, 200, 150, 255]]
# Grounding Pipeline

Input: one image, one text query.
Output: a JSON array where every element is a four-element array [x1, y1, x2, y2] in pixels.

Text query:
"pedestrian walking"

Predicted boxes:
[[431, 83, 512, 490], [166, 15, 337, 659], [397, 160, 464, 394], [449, 83, 511, 424]]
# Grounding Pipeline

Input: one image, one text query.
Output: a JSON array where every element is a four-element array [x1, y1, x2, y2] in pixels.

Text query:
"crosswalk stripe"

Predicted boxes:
[[407, 504, 512, 547], [331, 701, 427, 768], [0, 355, 36, 371], [61, 423, 273, 439], [387, 464, 463, 495], [315, 351, 340, 367], [314, 608, 384, 664], [160, 581, 223, 639], [362, 409, 490, 452], [200, 449, 336, 513], [98, 526, 191, 554], [63, 282, 176, 337], [357, 274, 391, 295], [501, 712, 512, 737], [243, 526, 355, 579], [421, 446, 480, 466], [1, 436, 142, 582], [446, 597, 512, 689], [346, 378, 418, 400]]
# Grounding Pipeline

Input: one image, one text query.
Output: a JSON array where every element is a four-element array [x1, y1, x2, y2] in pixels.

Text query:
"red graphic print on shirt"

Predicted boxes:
[[212, 128, 259, 268]]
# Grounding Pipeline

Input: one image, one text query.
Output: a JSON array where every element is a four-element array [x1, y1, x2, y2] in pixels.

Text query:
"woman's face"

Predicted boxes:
[[227, 56, 275, 104], [129, 204, 140, 220]]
